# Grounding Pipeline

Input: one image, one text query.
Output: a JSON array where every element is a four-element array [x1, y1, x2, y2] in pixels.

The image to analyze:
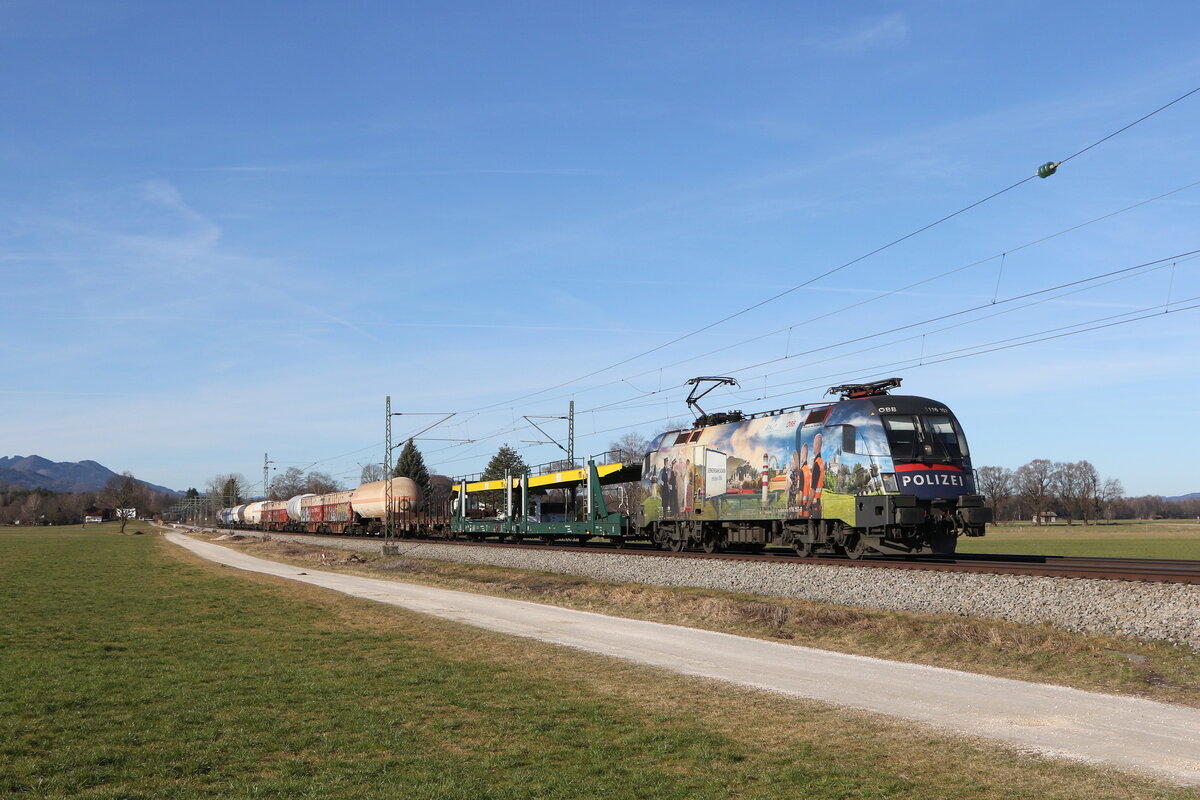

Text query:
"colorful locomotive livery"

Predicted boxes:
[[639, 379, 989, 556]]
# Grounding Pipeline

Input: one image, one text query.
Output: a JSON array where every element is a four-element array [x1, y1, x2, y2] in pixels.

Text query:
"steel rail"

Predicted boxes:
[[270, 529, 1200, 585]]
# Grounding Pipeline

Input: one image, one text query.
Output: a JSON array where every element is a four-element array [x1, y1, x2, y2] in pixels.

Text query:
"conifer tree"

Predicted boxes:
[[392, 440, 431, 493], [480, 444, 527, 513]]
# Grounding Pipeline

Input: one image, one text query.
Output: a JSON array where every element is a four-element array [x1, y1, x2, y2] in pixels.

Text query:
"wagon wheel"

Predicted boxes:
[[611, 536, 627, 549], [793, 539, 816, 558]]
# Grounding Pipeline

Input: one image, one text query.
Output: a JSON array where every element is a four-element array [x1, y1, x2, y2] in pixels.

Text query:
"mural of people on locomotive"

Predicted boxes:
[[639, 379, 990, 555]]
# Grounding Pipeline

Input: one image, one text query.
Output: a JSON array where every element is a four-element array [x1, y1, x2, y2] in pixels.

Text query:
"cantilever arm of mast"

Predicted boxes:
[[391, 412, 457, 448]]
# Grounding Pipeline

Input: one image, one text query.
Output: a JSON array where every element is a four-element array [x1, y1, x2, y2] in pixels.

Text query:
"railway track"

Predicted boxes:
[[245, 529, 1200, 585]]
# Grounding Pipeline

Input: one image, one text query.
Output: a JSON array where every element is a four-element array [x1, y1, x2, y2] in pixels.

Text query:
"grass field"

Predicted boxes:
[[959, 520, 1200, 558], [3, 523, 1198, 799]]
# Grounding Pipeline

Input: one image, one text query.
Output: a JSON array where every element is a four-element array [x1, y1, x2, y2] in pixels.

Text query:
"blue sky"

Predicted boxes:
[[2, 1, 1198, 496]]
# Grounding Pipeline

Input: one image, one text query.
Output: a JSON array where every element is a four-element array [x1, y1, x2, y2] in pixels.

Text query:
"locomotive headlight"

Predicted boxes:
[[882, 473, 899, 493]]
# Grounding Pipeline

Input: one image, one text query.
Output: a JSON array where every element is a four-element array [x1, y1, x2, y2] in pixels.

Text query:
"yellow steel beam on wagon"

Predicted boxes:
[[462, 462, 640, 494]]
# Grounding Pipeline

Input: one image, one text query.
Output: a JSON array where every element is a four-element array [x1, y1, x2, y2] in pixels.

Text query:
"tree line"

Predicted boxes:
[[975, 459, 1199, 523], [0, 472, 174, 530]]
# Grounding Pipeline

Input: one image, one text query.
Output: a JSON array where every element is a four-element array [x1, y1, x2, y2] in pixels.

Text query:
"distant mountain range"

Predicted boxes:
[[1166, 493, 1200, 503], [0, 455, 177, 495]]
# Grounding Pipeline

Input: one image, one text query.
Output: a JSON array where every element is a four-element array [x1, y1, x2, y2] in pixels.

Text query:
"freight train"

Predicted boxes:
[[217, 477, 444, 536], [218, 379, 990, 558]]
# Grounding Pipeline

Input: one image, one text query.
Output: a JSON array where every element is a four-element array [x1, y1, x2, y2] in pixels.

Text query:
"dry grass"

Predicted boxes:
[[209, 532, 1200, 707]]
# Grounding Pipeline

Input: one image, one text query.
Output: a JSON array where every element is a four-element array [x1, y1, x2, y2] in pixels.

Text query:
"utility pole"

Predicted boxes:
[[381, 403, 462, 555], [263, 453, 273, 501], [568, 400, 575, 468], [383, 395, 396, 554], [568, 400, 576, 515]]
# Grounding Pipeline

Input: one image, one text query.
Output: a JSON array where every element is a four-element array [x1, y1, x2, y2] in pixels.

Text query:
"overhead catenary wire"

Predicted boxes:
[[261, 87, 1200, 481], [559, 246, 1200, 420], [431, 286, 1199, 472], [463, 84, 1200, 415], [714, 247, 1200, 379], [499, 175, 1200, 413], [546, 296, 1200, 452], [396, 242, 1199, 475]]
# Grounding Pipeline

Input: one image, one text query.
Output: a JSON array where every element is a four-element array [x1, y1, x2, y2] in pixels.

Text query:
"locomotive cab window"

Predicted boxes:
[[840, 424, 856, 454], [882, 415, 921, 460], [925, 415, 967, 458]]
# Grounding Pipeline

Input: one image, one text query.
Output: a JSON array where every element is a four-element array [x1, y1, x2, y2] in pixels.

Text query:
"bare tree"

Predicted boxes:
[[20, 492, 45, 527], [610, 431, 650, 464], [1015, 459, 1054, 524], [1073, 460, 1101, 525], [305, 471, 342, 495], [269, 467, 308, 500], [605, 432, 650, 516], [1098, 477, 1125, 521], [1050, 461, 1084, 525], [975, 466, 1014, 523], [206, 473, 249, 514], [103, 472, 148, 533], [359, 463, 385, 484]]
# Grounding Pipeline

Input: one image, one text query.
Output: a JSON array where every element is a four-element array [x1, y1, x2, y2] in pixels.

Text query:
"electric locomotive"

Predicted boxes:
[[637, 378, 990, 557]]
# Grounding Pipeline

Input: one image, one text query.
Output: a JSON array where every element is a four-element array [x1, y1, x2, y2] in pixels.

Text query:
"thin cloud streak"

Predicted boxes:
[[811, 13, 909, 54]]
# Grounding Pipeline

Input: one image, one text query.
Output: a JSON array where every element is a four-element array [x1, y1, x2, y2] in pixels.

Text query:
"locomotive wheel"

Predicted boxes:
[[844, 535, 869, 560], [794, 540, 815, 558], [611, 536, 627, 549], [701, 531, 724, 554], [669, 535, 686, 552]]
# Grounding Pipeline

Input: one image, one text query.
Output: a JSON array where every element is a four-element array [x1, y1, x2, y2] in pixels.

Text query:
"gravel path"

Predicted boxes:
[[168, 532, 1200, 787], [193, 528, 1200, 647]]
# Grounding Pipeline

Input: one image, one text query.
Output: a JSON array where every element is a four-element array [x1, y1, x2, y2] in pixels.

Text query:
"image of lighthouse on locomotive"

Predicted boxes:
[[637, 379, 991, 557]]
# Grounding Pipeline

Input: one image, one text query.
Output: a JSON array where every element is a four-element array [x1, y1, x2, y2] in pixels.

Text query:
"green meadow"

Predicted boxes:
[[1, 523, 1194, 799], [959, 520, 1200, 558]]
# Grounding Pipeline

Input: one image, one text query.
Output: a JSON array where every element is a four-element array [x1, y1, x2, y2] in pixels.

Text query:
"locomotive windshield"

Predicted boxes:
[[924, 414, 969, 458], [882, 414, 969, 461]]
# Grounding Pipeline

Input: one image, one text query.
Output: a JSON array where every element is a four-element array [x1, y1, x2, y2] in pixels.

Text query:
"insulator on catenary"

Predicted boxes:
[[1037, 161, 1061, 179]]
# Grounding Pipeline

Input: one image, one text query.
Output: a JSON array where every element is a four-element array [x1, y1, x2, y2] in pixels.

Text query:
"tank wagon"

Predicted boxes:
[[638, 379, 990, 556], [222, 477, 433, 535], [218, 379, 989, 558]]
